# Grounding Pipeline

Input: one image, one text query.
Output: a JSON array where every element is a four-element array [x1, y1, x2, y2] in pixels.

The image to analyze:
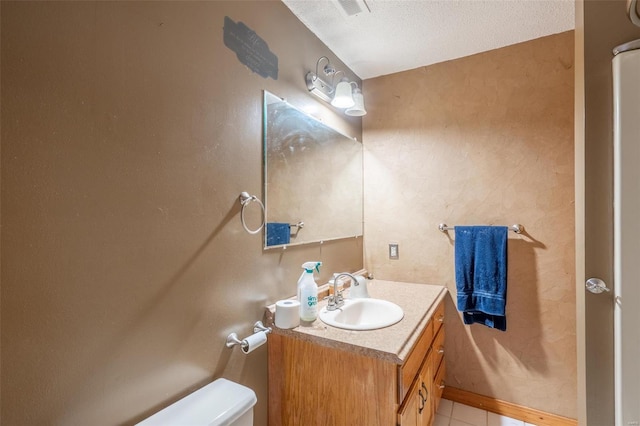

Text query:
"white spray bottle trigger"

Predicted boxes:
[[298, 261, 320, 283], [301, 261, 322, 273]]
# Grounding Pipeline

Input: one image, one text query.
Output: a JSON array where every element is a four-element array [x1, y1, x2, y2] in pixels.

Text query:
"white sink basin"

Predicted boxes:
[[318, 298, 404, 331]]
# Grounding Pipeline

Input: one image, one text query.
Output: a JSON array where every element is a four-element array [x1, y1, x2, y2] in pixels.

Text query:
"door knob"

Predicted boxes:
[[585, 278, 611, 294]]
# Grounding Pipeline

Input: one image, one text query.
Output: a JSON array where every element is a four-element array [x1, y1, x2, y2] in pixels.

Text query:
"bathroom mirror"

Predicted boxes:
[[263, 91, 363, 249]]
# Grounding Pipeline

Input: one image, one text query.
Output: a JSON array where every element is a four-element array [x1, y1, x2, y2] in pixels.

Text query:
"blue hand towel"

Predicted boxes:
[[266, 222, 291, 246], [454, 226, 508, 331]]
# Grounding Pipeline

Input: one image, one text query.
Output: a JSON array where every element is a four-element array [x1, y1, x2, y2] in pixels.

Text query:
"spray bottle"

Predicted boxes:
[[297, 261, 322, 322]]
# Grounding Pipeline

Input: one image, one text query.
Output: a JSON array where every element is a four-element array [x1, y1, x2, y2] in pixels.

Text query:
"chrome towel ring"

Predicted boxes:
[[629, 0, 640, 27], [239, 191, 265, 234]]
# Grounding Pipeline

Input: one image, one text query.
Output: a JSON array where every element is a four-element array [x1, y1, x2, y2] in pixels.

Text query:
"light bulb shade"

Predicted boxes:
[[345, 89, 367, 116], [331, 81, 355, 108]]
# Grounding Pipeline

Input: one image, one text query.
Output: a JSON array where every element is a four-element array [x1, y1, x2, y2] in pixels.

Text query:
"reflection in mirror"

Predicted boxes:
[[263, 91, 363, 249]]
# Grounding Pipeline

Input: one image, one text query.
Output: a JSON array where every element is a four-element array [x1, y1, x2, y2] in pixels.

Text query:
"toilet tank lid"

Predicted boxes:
[[136, 378, 257, 426]]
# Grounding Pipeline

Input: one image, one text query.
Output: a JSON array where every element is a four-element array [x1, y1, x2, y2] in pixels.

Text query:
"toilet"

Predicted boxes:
[[137, 378, 257, 426]]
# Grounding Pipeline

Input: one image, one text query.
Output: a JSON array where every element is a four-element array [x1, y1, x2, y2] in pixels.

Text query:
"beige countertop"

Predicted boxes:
[[264, 279, 448, 364]]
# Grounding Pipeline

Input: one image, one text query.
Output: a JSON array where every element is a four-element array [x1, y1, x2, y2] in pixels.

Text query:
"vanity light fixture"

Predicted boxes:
[[346, 85, 367, 116], [306, 56, 366, 116], [331, 79, 355, 108]]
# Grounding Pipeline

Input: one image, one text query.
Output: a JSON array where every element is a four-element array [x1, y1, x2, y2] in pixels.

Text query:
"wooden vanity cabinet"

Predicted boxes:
[[268, 300, 445, 426]]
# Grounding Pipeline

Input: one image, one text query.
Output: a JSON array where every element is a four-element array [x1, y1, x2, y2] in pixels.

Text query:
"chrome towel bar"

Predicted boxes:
[[438, 223, 523, 234]]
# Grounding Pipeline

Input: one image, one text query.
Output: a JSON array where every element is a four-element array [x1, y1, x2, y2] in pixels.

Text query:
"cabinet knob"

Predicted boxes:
[[437, 346, 444, 354], [437, 315, 444, 323], [439, 380, 445, 390]]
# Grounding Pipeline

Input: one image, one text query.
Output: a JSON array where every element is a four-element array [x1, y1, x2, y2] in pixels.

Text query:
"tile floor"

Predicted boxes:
[[433, 399, 538, 426]]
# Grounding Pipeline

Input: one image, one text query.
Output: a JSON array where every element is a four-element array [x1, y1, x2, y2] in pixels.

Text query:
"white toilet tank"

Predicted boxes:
[[136, 378, 257, 426]]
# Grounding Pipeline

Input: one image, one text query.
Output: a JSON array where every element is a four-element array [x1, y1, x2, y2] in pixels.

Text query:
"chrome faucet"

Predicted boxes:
[[327, 272, 358, 311]]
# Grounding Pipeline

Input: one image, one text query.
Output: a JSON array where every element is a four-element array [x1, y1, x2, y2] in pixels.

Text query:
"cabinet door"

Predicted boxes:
[[418, 372, 432, 425], [418, 351, 433, 426], [398, 350, 433, 426], [398, 378, 431, 426], [398, 386, 419, 426]]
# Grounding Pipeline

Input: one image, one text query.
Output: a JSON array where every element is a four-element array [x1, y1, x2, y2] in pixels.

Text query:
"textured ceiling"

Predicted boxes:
[[282, 0, 575, 80]]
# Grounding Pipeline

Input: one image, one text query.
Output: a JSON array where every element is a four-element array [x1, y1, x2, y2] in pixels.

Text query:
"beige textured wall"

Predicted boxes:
[[363, 32, 576, 417], [1, 2, 362, 425]]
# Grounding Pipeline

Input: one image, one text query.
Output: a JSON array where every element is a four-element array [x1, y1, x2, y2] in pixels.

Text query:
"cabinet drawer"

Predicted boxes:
[[434, 358, 446, 409], [398, 318, 434, 403], [431, 325, 445, 379], [432, 301, 445, 335]]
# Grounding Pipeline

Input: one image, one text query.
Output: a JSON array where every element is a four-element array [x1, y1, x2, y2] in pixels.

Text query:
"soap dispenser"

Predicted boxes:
[[297, 261, 322, 322]]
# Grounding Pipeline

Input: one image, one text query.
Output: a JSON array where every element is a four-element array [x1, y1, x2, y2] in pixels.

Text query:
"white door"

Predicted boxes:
[[612, 40, 640, 426]]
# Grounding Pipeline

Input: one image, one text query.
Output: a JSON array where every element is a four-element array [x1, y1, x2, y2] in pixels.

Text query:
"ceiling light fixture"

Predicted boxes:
[[306, 56, 366, 116]]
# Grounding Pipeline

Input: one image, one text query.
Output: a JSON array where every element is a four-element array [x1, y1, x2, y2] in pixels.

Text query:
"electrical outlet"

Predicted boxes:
[[389, 243, 399, 260]]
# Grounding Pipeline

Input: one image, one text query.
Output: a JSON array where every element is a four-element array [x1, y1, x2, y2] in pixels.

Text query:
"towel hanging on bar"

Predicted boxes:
[[266, 222, 291, 246], [454, 226, 508, 331]]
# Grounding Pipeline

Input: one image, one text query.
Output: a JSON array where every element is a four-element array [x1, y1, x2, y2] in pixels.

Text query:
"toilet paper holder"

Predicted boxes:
[[226, 321, 272, 351]]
